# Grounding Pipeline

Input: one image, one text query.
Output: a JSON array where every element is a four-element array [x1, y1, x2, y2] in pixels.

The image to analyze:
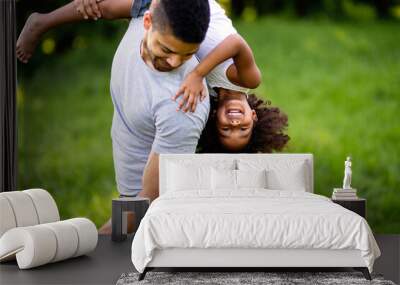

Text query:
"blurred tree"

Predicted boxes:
[[293, 0, 319, 17], [231, 0, 245, 18], [227, 0, 398, 19], [254, 0, 285, 15], [372, 0, 391, 18], [323, 0, 345, 19]]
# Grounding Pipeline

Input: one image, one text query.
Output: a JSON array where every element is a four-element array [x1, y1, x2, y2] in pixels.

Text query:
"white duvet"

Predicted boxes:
[[131, 190, 380, 273]]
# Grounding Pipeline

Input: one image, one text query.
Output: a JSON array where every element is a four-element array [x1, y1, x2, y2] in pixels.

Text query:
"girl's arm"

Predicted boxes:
[[74, 0, 132, 20], [195, 34, 261, 89], [16, 0, 133, 63], [174, 34, 261, 112]]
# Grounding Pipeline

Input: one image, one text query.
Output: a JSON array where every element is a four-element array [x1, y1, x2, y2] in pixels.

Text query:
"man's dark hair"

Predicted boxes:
[[197, 94, 290, 153], [152, 0, 210, 43]]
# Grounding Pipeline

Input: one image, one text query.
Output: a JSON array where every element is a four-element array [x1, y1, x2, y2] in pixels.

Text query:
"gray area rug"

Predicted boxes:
[[116, 271, 396, 285]]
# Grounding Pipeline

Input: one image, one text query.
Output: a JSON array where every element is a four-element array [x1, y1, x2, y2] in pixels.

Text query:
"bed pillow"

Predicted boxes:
[[236, 169, 267, 189], [265, 168, 306, 191], [211, 169, 268, 191], [237, 159, 308, 191], [167, 162, 212, 192], [211, 168, 237, 190]]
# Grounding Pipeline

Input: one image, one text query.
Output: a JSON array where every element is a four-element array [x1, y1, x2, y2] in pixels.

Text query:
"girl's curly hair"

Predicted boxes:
[[197, 94, 290, 153]]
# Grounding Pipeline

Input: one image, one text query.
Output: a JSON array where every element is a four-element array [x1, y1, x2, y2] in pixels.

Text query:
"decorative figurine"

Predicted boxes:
[[343, 156, 352, 190], [332, 156, 357, 199]]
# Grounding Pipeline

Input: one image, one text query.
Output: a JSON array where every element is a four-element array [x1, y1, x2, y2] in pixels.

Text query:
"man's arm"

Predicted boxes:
[[143, 87, 209, 201], [139, 151, 159, 203]]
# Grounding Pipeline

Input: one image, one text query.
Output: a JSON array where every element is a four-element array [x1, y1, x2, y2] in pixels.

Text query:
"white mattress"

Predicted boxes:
[[131, 190, 380, 273]]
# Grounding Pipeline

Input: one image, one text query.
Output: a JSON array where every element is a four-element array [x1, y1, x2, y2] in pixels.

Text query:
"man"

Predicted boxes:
[[99, 0, 211, 234]]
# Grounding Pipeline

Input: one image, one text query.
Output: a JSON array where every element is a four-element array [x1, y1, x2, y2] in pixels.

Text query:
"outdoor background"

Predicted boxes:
[[16, 0, 399, 233]]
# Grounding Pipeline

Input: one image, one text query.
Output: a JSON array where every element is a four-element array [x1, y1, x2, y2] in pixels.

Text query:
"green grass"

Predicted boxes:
[[18, 18, 400, 233]]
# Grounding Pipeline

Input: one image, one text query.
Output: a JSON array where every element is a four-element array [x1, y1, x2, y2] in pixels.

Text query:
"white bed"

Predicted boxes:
[[131, 154, 380, 280]]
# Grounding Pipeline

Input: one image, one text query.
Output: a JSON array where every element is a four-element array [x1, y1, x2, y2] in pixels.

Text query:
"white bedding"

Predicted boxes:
[[131, 190, 380, 273]]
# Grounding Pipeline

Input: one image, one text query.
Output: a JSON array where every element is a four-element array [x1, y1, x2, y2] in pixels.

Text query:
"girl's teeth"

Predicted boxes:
[[228, 112, 242, 117]]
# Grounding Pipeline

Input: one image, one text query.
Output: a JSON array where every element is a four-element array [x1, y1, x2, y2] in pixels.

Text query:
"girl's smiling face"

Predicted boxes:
[[215, 88, 258, 151]]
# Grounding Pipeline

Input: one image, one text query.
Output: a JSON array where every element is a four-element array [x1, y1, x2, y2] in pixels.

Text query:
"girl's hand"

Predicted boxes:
[[172, 70, 207, 113], [74, 0, 103, 20]]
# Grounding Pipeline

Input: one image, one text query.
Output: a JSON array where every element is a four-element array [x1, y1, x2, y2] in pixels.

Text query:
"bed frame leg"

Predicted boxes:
[[138, 268, 148, 281], [354, 267, 371, 280]]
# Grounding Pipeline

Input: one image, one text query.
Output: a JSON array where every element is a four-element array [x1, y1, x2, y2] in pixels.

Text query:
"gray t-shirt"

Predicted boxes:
[[110, 19, 210, 196]]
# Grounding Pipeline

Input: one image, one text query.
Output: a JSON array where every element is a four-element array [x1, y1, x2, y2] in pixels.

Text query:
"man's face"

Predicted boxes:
[[143, 12, 199, 72], [215, 88, 258, 151]]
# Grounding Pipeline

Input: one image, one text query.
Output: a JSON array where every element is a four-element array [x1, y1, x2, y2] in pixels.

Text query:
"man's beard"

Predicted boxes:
[[142, 40, 173, 72], [153, 58, 174, 72]]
